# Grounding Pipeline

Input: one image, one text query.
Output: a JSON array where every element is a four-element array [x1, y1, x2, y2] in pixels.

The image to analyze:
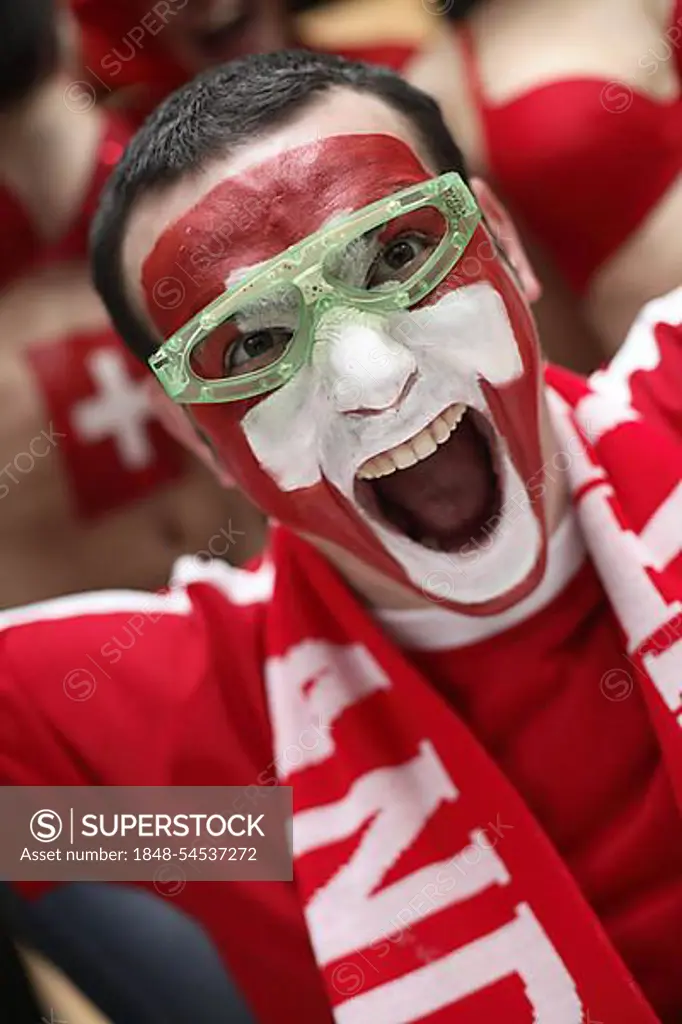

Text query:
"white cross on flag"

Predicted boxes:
[[27, 331, 184, 519]]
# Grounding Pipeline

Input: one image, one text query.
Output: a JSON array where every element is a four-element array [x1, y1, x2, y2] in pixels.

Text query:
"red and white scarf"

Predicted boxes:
[[263, 292, 682, 1022]]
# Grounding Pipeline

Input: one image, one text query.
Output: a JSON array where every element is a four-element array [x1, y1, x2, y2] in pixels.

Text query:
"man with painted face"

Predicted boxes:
[[3, 52, 682, 1024]]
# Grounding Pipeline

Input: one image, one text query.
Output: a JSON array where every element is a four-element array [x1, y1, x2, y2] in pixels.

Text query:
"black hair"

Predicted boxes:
[[91, 49, 467, 363], [0, 0, 59, 110]]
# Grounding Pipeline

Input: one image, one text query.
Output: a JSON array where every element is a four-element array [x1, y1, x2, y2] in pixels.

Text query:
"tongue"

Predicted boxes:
[[371, 413, 498, 548]]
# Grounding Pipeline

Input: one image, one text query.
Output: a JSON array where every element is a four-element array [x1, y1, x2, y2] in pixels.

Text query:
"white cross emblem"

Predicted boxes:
[[72, 348, 155, 469]]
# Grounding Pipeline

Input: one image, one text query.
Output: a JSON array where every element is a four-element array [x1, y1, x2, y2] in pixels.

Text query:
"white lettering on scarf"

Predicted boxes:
[[335, 903, 582, 1024], [265, 640, 582, 1022], [266, 641, 391, 771]]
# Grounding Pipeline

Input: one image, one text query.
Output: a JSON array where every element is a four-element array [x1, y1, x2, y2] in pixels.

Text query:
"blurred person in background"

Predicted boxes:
[[0, 0, 264, 606], [72, 0, 295, 125], [72, 0, 432, 125], [409, 0, 682, 367]]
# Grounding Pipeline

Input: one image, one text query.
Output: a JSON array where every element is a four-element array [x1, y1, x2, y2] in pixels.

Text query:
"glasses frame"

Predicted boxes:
[[148, 172, 481, 404]]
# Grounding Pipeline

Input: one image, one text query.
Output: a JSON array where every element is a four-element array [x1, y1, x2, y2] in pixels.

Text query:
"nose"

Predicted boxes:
[[315, 309, 418, 414]]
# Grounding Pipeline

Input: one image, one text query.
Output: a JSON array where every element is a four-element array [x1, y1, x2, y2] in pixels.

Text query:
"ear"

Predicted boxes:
[[470, 178, 541, 303], [142, 378, 235, 487]]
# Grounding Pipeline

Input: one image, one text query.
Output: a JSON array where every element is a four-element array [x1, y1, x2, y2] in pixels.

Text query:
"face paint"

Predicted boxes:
[[143, 135, 435, 340], [141, 135, 546, 613], [26, 331, 184, 519]]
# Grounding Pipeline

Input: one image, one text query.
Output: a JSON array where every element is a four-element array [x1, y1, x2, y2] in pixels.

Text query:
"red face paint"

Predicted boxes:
[[26, 330, 184, 519], [141, 134, 546, 613], [142, 135, 433, 339]]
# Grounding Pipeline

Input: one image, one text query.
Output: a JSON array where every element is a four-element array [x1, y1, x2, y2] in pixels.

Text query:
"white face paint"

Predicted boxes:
[[242, 283, 542, 604]]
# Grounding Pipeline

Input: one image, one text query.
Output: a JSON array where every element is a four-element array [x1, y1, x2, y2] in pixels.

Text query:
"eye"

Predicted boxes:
[[366, 233, 434, 289], [225, 327, 294, 376], [189, 285, 302, 383]]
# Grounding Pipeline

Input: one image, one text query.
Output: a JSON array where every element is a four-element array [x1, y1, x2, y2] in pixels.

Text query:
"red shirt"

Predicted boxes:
[[0, 512, 680, 1021]]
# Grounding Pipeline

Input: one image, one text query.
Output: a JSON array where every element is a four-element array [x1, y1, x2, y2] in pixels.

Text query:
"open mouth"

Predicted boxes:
[[355, 406, 502, 553]]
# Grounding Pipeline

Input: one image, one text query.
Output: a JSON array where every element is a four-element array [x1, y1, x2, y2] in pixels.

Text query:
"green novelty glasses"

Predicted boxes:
[[148, 172, 481, 405]]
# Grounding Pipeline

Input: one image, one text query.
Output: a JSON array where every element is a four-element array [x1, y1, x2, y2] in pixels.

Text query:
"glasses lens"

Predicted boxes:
[[189, 284, 303, 382], [323, 205, 448, 294]]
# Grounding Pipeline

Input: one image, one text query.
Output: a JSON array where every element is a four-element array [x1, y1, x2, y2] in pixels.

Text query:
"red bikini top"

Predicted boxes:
[[457, 3, 682, 293]]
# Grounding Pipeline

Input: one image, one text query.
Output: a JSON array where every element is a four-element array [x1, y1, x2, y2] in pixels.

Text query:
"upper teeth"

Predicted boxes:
[[357, 403, 467, 480]]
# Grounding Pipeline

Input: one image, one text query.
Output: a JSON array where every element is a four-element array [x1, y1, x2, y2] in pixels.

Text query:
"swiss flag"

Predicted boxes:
[[27, 329, 185, 519]]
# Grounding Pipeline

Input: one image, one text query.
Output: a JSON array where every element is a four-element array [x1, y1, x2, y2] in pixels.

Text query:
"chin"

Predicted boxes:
[[414, 531, 550, 617]]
